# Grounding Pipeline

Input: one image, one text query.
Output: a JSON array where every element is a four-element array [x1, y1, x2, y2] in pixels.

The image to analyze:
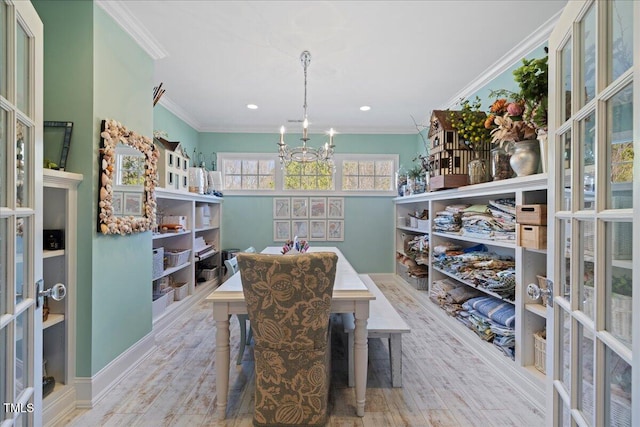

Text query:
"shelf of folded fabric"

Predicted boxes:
[[432, 231, 516, 248], [432, 266, 514, 304]]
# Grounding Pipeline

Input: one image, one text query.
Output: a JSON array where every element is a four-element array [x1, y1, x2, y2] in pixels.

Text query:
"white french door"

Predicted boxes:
[[1, 2, 43, 426], [547, 0, 636, 425]]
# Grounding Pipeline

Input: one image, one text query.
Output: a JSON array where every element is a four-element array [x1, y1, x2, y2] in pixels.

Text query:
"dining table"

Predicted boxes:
[[206, 246, 375, 419]]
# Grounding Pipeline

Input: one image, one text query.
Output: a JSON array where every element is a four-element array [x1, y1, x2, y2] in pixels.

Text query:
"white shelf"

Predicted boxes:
[[152, 229, 190, 240], [153, 261, 192, 281], [195, 225, 219, 232], [525, 303, 547, 318], [44, 249, 65, 259], [396, 225, 429, 233], [432, 231, 516, 248], [43, 313, 65, 329]]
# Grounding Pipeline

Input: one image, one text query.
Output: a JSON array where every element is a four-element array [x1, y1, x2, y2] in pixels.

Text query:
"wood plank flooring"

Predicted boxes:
[[56, 276, 544, 427]]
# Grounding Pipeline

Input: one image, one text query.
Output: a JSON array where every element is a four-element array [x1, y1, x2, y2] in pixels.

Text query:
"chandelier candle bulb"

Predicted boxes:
[[280, 126, 285, 144]]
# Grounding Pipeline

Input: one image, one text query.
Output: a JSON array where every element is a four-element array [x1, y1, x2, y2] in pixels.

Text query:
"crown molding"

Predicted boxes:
[[95, 0, 168, 60], [157, 96, 203, 131], [442, 9, 562, 109], [196, 125, 417, 135]]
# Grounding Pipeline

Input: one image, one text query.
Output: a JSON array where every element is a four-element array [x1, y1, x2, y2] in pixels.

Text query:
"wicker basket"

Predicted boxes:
[[152, 247, 164, 278], [533, 330, 546, 374], [165, 249, 191, 267], [172, 282, 188, 301], [200, 267, 219, 282]]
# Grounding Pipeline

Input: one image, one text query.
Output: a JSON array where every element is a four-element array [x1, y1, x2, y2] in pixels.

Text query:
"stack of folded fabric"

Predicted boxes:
[[458, 199, 517, 241], [433, 204, 469, 233], [459, 295, 516, 359]]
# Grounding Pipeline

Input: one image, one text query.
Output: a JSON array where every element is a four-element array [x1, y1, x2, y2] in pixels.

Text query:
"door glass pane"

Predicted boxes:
[[581, 4, 596, 106], [16, 21, 30, 113], [580, 221, 594, 318], [606, 222, 632, 347], [561, 38, 572, 122], [610, 0, 633, 83], [559, 308, 571, 392], [578, 323, 594, 425], [0, 2, 5, 98], [0, 326, 5, 410], [15, 218, 26, 305], [561, 131, 572, 208], [605, 347, 631, 426], [0, 109, 6, 207], [607, 84, 633, 209], [580, 112, 596, 210], [561, 219, 572, 301], [16, 120, 29, 208], [0, 218, 6, 314], [15, 311, 28, 399]]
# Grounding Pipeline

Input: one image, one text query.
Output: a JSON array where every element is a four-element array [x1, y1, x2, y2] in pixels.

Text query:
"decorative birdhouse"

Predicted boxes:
[[154, 137, 190, 192], [427, 110, 490, 190]]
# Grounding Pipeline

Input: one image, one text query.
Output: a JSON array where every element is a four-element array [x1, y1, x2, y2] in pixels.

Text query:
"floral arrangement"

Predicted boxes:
[[448, 97, 491, 150], [485, 98, 537, 146]]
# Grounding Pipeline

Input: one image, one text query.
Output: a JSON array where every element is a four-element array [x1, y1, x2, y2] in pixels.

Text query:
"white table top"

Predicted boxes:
[[206, 246, 375, 303]]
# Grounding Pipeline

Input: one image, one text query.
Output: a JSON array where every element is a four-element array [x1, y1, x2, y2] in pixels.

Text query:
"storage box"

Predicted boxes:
[[152, 247, 165, 279], [172, 282, 188, 301], [533, 331, 546, 374], [516, 204, 547, 225], [152, 293, 168, 319], [195, 205, 211, 228], [417, 219, 430, 231], [429, 174, 468, 191], [518, 225, 547, 249], [165, 249, 191, 267]]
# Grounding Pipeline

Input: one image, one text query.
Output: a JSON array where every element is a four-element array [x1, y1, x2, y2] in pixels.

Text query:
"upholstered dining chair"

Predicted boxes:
[[237, 252, 338, 427], [225, 247, 257, 365]]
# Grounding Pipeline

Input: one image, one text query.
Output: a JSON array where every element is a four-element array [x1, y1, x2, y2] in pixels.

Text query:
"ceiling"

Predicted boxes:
[[99, 1, 567, 134]]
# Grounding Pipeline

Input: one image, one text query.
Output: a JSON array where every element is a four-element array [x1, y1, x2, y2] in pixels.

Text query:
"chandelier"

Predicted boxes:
[[278, 50, 335, 167]]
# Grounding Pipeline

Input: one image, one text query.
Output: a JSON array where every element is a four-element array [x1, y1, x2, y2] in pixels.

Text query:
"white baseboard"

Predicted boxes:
[[73, 281, 216, 408], [75, 332, 156, 408]]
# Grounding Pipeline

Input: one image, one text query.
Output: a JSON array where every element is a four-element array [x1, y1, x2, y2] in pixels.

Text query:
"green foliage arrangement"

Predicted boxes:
[[448, 96, 491, 149]]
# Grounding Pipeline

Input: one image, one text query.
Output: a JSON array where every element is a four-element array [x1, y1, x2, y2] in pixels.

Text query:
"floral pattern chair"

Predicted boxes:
[[237, 252, 338, 427]]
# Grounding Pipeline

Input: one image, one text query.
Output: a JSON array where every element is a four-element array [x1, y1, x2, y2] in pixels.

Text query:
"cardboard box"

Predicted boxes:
[[516, 204, 547, 225], [518, 224, 547, 249]]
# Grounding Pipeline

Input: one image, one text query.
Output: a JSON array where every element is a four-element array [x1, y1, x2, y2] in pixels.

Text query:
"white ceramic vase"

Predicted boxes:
[[509, 140, 540, 177]]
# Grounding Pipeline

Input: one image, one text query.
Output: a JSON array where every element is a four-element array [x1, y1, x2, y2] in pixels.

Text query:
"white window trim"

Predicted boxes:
[[218, 152, 398, 196]]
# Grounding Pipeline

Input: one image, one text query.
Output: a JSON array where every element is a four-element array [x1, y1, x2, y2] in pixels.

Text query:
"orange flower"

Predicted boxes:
[[490, 99, 508, 114], [484, 114, 496, 129]]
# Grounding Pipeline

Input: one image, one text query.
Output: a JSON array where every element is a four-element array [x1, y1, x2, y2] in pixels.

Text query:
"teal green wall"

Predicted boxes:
[[34, 0, 95, 378], [91, 6, 154, 373], [192, 132, 417, 273], [153, 104, 199, 159], [34, 1, 154, 377]]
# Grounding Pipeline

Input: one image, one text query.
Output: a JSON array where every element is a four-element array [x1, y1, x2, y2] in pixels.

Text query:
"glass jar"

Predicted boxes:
[[491, 145, 515, 180], [468, 154, 489, 185]]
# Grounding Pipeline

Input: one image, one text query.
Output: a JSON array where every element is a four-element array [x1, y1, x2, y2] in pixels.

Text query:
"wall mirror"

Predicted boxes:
[[98, 119, 158, 235]]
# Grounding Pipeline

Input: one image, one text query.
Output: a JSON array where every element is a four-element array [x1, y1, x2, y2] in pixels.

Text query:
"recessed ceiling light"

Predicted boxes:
[[247, 104, 258, 110], [360, 105, 371, 111]]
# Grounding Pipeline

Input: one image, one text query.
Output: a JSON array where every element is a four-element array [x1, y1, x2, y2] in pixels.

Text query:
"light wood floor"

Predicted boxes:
[[56, 276, 545, 427]]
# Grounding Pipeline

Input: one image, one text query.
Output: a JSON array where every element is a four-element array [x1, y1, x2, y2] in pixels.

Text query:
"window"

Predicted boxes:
[[342, 158, 394, 191], [284, 161, 333, 191], [221, 155, 276, 190], [218, 153, 397, 195]]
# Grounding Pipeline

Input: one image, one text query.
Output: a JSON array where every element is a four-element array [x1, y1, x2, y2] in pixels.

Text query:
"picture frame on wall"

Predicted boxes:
[[291, 197, 309, 218], [292, 220, 309, 239], [309, 220, 326, 241], [309, 197, 326, 219], [327, 220, 344, 241], [273, 220, 291, 241], [123, 192, 143, 216], [327, 197, 344, 218], [273, 197, 290, 219]]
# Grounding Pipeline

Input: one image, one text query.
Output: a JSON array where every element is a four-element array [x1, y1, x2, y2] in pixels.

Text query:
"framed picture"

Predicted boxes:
[[273, 197, 290, 219], [123, 192, 143, 216], [273, 220, 291, 241], [327, 220, 344, 241], [291, 197, 309, 218], [309, 220, 326, 241], [327, 197, 344, 218], [112, 192, 123, 215], [309, 197, 326, 219], [292, 220, 309, 239], [43, 121, 73, 171]]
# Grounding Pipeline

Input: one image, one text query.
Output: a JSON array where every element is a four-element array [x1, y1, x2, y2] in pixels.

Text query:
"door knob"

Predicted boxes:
[[39, 283, 67, 301]]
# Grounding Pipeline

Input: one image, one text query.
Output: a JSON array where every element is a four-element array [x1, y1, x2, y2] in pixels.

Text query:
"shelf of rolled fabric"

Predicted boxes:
[[432, 266, 514, 303]]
